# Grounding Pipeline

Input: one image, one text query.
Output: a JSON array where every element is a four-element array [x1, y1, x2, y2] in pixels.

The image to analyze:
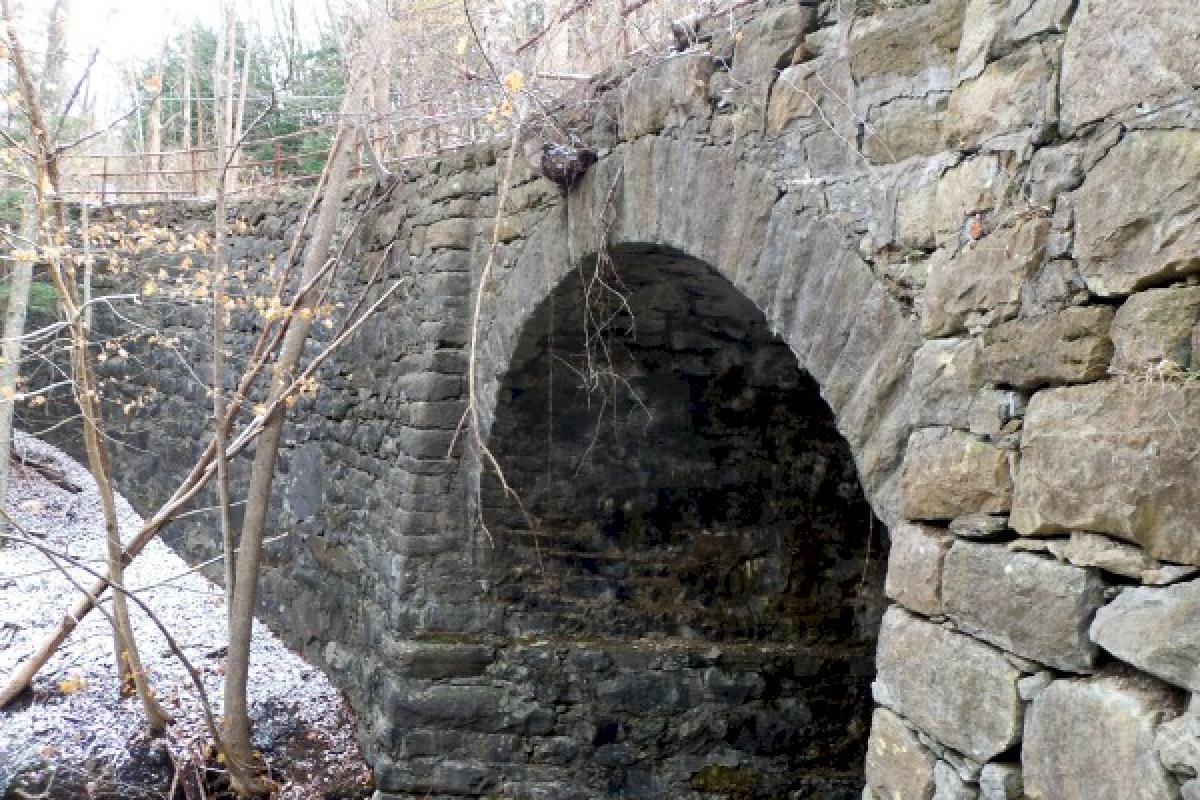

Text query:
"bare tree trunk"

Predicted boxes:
[[230, 46, 251, 193], [0, 0, 70, 536], [221, 98, 360, 800], [0, 197, 37, 534], [1, 0, 169, 731], [182, 28, 193, 151], [215, 9, 237, 196], [212, 0, 238, 634]]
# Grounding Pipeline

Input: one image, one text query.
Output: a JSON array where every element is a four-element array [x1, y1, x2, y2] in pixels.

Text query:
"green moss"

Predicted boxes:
[[0, 281, 60, 317], [690, 765, 759, 798]]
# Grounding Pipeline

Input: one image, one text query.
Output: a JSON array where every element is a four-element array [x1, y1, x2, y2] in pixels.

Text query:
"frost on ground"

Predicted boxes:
[[0, 433, 372, 799]]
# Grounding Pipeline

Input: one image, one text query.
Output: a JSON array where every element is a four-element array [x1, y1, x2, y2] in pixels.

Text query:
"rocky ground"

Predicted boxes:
[[0, 434, 373, 799]]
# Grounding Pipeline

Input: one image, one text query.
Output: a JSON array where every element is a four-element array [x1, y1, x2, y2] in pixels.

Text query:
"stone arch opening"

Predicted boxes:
[[482, 244, 889, 798]]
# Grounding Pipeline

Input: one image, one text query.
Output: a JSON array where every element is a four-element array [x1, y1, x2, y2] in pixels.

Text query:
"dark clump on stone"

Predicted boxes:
[[539, 142, 598, 191]]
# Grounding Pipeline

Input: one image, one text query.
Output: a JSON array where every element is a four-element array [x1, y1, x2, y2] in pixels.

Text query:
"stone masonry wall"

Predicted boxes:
[[49, 0, 1200, 797]]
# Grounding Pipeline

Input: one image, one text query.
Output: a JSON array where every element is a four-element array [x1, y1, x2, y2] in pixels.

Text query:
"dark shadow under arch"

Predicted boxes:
[[482, 245, 889, 798]]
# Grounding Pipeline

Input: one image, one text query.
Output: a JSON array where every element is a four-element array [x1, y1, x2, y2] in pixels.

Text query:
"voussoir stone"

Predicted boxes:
[[1023, 673, 1183, 800], [942, 541, 1106, 672], [1060, 0, 1200, 132], [1111, 287, 1200, 374], [874, 607, 1024, 761], [1073, 130, 1200, 297], [899, 428, 1013, 521], [865, 707, 938, 800], [979, 305, 1114, 389], [1091, 579, 1200, 693], [886, 523, 954, 616], [1011, 381, 1200, 565]]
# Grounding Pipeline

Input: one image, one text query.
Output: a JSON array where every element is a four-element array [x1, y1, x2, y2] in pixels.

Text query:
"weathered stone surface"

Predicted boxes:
[[1063, 531, 1160, 581], [865, 707, 938, 800], [1060, 0, 1200, 132], [1112, 287, 1200, 373], [1092, 580, 1200, 693], [1157, 707, 1200, 777], [1018, 258, 1089, 317], [922, 217, 1051, 336], [848, 0, 966, 108], [911, 338, 983, 427], [1012, 382, 1200, 564], [949, 513, 1008, 540], [979, 763, 1022, 800], [874, 607, 1024, 761], [967, 389, 1026, 438], [1023, 674, 1183, 800], [934, 760, 979, 800], [730, 4, 815, 117], [942, 541, 1106, 672], [978, 306, 1114, 388], [1073, 131, 1200, 296], [899, 428, 1013, 521], [886, 523, 954, 616], [945, 42, 1057, 150], [766, 63, 817, 134], [622, 53, 715, 139], [897, 155, 1009, 252], [863, 93, 948, 164], [424, 217, 473, 250], [955, 0, 1073, 84]]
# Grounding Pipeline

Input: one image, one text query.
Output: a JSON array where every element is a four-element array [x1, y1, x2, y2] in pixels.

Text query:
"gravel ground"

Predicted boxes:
[[0, 433, 372, 798]]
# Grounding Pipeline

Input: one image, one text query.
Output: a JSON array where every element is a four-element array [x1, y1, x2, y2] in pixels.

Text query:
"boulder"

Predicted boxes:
[[1073, 130, 1200, 296], [942, 541, 1107, 672], [979, 306, 1113, 388], [874, 607, 1024, 761], [1091, 580, 1200, 692], [899, 428, 1013, 521], [1011, 382, 1200, 565], [865, 707, 938, 800], [1023, 673, 1183, 800]]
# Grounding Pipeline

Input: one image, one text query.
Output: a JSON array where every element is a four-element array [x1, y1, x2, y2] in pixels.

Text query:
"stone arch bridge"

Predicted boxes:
[[67, 0, 1200, 797]]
